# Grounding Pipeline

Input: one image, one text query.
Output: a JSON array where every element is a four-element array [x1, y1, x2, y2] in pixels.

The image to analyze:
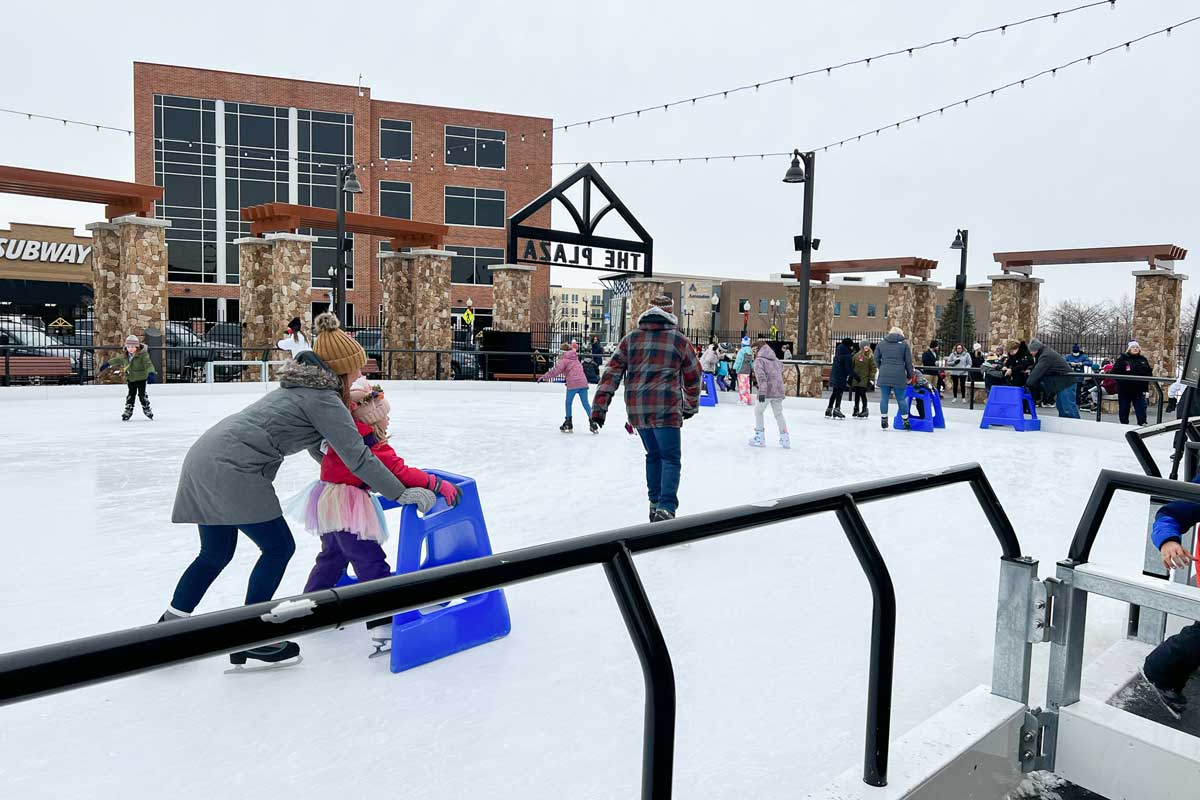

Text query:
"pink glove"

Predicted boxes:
[[427, 475, 461, 507]]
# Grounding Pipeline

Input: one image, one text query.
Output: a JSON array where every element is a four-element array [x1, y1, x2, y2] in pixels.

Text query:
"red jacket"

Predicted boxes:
[[321, 421, 431, 491]]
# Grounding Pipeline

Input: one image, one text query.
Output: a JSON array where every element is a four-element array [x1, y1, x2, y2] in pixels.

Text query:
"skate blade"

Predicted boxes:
[[223, 655, 303, 674], [369, 645, 392, 659]]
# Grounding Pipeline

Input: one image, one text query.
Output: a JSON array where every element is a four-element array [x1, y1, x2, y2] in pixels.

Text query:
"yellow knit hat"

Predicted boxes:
[[312, 313, 367, 375]]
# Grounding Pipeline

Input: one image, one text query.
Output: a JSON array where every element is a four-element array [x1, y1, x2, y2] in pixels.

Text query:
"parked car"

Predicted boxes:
[[164, 322, 241, 381], [0, 324, 83, 383], [203, 321, 243, 348]]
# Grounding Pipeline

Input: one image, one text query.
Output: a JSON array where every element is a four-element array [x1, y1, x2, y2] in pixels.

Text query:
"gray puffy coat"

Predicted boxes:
[[172, 353, 409, 525], [875, 333, 915, 388], [946, 350, 972, 370]]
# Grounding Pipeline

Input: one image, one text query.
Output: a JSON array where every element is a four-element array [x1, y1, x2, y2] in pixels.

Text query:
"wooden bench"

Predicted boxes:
[[492, 372, 538, 382], [362, 358, 380, 377], [3, 356, 75, 384]]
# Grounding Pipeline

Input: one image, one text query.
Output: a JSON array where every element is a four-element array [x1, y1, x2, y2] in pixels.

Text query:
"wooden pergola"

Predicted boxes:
[[993, 244, 1188, 276], [789, 256, 938, 284], [0, 165, 162, 220], [241, 202, 448, 250]]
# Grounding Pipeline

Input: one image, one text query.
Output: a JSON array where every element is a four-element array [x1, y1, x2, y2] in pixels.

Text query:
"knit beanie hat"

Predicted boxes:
[[650, 294, 674, 314], [1128, 340, 1141, 351], [124, 334, 139, 346], [311, 313, 367, 375], [352, 383, 390, 427], [741, 335, 751, 347]]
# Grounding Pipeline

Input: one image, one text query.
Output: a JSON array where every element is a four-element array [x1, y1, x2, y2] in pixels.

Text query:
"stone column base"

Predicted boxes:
[[796, 364, 825, 398]]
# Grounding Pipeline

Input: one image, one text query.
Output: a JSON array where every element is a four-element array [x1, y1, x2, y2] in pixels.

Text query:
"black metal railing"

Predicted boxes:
[[1123, 417, 1200, 479], [1068, 470, 1200, 564], [0, 463, 1018, 796]]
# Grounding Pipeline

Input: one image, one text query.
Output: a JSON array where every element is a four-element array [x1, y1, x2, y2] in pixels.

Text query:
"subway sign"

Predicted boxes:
[[0, 238, 92, 265]]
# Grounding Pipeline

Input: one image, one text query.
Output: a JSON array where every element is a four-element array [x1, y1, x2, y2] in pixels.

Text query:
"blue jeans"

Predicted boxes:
[[170, 516, 297, 613], [565, 387, 591, 419], [878, 385, 909, 417], [637, 427, 682, 514], [1055, 385, 1080, 419]]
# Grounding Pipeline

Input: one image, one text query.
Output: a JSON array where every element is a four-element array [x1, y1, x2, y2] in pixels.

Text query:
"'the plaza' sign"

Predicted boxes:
[[0, 238, 92, 265], [518, 239, 645, 272], [506, 164, 652, 276]]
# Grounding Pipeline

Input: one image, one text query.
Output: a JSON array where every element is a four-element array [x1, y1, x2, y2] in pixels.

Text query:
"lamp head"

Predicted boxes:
[[950, 229, 965, 250], [782, 150, 806, 184], [343, 169, 364, 194]]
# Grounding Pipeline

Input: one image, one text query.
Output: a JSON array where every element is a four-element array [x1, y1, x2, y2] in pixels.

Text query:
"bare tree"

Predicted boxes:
[[1039, 299, 1112, 338], [1181, 294, 1198, 339], [1105, 294, 1135, 340]]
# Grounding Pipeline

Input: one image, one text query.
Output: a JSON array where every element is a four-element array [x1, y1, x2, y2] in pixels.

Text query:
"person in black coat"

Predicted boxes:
[[826, 337, 854, 419], [1113, 341, 1154, 425], [590, 335, 604, 367], [921, 340, 944, 396], [1002, 340, 1034, 387]]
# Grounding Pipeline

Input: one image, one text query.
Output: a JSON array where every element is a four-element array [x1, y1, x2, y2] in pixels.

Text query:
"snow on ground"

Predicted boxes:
[[0, 382, 1167, 799]]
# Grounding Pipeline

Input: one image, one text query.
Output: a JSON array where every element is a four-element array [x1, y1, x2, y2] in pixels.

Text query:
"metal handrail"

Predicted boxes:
[[1123, 418, 1200, 479], [1068, 470, 1200, 564], [0, 463, 1018, 795]]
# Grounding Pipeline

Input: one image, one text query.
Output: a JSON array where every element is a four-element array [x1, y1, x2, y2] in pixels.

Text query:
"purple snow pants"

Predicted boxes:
[[304, 531, 392, 592]]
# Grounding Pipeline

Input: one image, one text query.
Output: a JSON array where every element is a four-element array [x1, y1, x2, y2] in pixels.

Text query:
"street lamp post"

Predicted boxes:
[[741, 301, 750, 337], [334, 164, 363, 324], [710, 292, 719, 342], [782, 150, 818, 357], [950, 228, 969, 347]]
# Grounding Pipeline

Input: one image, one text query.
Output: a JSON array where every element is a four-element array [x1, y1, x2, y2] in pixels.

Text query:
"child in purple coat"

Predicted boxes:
[[538, 342, 598, 433]]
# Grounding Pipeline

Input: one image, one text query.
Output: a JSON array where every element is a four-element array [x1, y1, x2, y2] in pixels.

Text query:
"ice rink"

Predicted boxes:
[[0, 381, 1166, 799]]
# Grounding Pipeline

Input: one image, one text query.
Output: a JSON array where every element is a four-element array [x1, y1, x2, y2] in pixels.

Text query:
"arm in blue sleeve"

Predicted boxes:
[[1152, 500, 1200, 549]]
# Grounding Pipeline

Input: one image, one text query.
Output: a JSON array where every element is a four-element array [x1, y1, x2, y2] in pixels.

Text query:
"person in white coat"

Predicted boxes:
[[277, 316, 312, 358]]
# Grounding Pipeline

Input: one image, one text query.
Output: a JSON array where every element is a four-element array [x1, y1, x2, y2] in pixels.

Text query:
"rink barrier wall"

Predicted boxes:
[[0, 462, 1021, 798]]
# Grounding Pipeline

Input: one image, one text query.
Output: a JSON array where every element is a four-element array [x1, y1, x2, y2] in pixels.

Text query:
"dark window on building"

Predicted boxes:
[[444, 186, 505, 227], [379, 118, 412, 161], [848, 303, 859, 317], [379, 181, 412, 220], [758, 298, 769, 315], [867, 303, 877, 318], [298, 109, 355, 290], [446, 245, 503, 285], [834, 302, 841, 316], [935, 305, 945, 320], [224, 101, 290, 285], [155, 95, 219, 283], [444, 125, 506, 169]]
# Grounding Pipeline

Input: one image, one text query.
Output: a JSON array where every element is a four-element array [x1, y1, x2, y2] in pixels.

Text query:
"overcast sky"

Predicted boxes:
[[0, 0, 1195, 309]]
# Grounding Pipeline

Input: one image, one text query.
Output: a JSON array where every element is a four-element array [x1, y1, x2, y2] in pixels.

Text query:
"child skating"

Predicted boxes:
[[102, 334, 156, 421], [748, 339, 790, 448], [734, 336, 755, 406], [537, 342, 598, 433], [286, 379, 460, 654]]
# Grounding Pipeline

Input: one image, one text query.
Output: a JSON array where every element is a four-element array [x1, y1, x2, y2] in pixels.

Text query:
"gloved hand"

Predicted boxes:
[[146, 373, 156, 384], [428, 475, 461, 507], [757, 394, 765, 404], [396, 487, 437, 515]]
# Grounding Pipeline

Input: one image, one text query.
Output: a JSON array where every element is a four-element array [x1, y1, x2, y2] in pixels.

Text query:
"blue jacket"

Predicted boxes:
[[1152, 474, 1200, 549], [1065, 351, 1096, 371], [734, 345, 753, 375]]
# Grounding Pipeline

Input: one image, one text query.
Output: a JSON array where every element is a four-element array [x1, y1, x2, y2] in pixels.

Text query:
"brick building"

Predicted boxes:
[[132, 62, 553, 329]]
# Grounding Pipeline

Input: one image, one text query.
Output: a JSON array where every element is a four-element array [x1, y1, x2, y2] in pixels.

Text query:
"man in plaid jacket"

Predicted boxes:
[[592, 294, 702, 522]]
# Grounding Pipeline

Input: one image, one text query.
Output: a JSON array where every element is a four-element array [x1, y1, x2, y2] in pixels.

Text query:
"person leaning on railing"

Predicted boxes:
[[1114, 341, 1154, 426], [1141, 485, 1200, 719], [1025, 339, 1080, 419]]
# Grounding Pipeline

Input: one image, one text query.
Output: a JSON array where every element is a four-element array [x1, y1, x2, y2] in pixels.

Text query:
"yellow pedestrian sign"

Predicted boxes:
[[462, 308, 475, 326]]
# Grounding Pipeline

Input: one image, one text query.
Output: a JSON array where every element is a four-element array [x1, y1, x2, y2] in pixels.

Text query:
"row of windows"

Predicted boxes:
[[833, 302, 880, 318], [377, 120, 508, 170], [376, 182, 506, 228]]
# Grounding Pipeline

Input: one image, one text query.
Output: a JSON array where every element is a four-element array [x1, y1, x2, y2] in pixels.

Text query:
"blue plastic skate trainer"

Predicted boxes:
[[700, 372, 719, 407], [893, 385, 945, 432], [341, 470, 511, 673], [979, 386, 1041, 432]]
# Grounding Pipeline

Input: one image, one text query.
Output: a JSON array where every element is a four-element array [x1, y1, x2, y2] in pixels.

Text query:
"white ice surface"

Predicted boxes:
[[0, 383, 1166, 799]]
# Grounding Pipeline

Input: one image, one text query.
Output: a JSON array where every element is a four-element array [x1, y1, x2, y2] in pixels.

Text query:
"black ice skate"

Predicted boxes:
[[824, 407, 833, 419], [225, 641, 302, 674], [141, 400, 154, 420], [589, 419, 599, 434], [652, 508, 675, 522], [902, 416, 911, 431], [559, 417, 573, 433], [832, 408, 846, 420], [367, 617, 393, 659], [122, 400, 134, 421], [1141, 668, 1187, 720], [881, 417, 889, 430]]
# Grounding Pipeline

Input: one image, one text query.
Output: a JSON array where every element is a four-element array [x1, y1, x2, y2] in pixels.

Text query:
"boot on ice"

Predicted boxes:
[[748, 429, 766, 447], [559, 417, 573, 433], [122, 399, 134, 421], [226, 641, 302, 673]]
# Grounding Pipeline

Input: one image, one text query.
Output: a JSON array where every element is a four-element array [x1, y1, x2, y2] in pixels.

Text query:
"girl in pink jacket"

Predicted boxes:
[[538, 342, 598, 434]]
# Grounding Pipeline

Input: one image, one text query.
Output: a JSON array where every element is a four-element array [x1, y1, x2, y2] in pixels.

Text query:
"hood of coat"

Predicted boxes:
[[278, 351, 342, 391], [755, 344, 779, 364], [835, 341, 853, 357], [557, 348, 580, 365], [637, 305, 678, 329], [883, 332, 905, 344]]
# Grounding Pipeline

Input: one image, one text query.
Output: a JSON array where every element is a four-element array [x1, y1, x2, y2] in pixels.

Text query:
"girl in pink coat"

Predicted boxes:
[[538, 342, 598, 434]]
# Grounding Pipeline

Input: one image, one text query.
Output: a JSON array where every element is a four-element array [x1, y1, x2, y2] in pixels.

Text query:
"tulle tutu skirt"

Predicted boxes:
[[283, 480, 389, 542]]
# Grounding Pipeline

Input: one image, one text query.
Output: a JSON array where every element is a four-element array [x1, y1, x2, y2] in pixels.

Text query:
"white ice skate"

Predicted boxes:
[[779, 433, 791, 449], [748, 429, 766, 448]]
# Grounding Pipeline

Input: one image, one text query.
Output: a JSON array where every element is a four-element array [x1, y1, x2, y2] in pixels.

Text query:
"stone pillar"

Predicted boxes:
[[987, 275, 1043, 348], [626, 277, 667, 333], [1133, 270, 1187, 377], [380, 251, 415, 379], [489, 264, 537, 333], [265, 234, 314, 348], [236, 237, 279, 358], [807, 284, 837, 358], [86, 224, 123, 354], [781, 279, 802, 348], [409, 249, 453, 380], [886, 278, 939, 351]]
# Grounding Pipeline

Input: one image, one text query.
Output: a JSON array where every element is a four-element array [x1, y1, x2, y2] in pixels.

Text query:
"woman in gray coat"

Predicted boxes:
[[874, 326, 916, 430], [162, 316, 420, 668]]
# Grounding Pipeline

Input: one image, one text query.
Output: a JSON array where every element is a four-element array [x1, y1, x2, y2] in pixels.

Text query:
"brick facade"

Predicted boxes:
[[132, 62, 553, 325]]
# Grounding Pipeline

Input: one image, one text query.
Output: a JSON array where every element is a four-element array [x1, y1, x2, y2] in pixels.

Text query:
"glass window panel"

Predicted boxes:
[[163, 174, 202, 207], [445, 195, 475, 225], [867, 304, 877, 317], [380, 129, 411, 161], [167, 240, 203, 281], [446, 125, 474, 138], [162, 107, 202, 141], [445, 135, 473, 165], [477, 188, 505, 200], [478, 129, 506, 140], [380, 190, 411, 220], [445, 186, 474, 197], [475, 197, 504, 228], [477, 140, 505, 169], [849, 303, 859, 317], [311, 121, 344, 154], [239, 180, 275, 208]]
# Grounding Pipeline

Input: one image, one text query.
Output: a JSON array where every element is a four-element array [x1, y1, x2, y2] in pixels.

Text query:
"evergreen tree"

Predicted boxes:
[[936, 294, 977, 349]]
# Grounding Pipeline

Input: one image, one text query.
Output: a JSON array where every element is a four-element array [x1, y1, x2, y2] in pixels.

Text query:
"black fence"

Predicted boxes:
[[0, 462, 1019, 795]]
